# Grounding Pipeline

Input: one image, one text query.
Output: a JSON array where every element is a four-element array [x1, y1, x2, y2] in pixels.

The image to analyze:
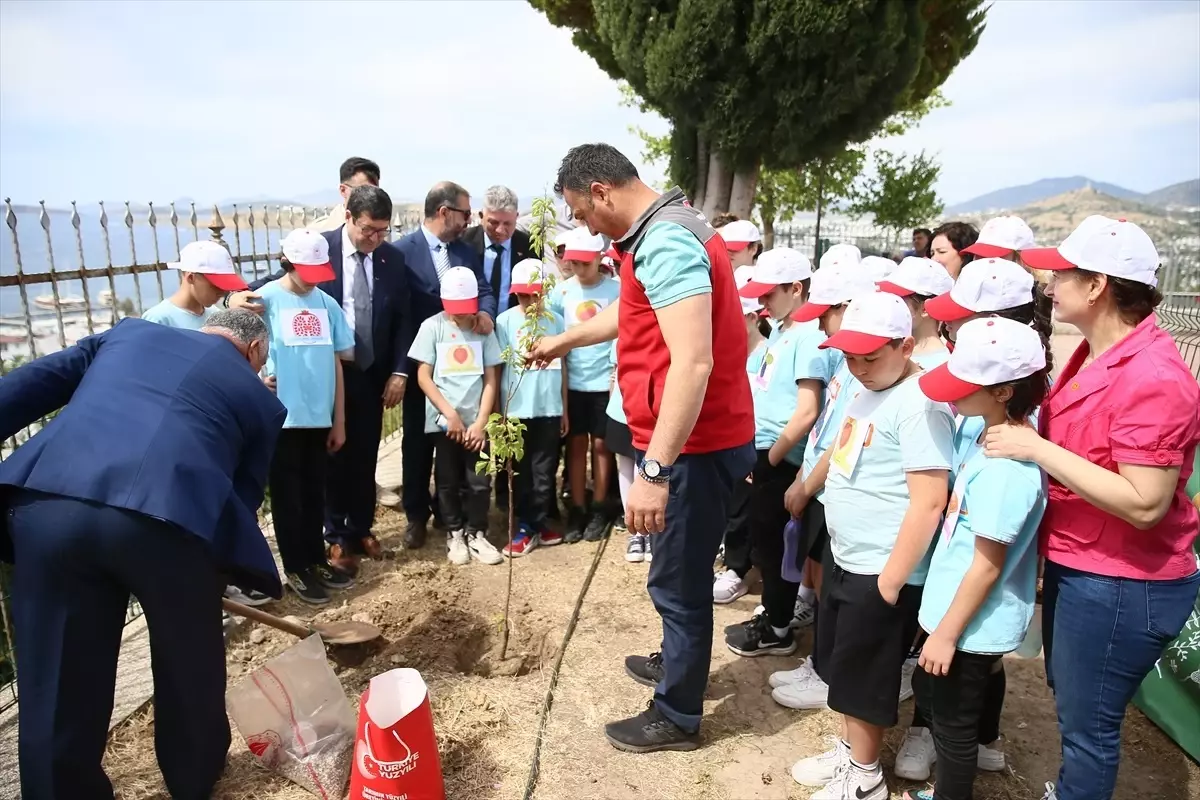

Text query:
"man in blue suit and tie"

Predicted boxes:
[[0, 309, 286, 800], [232, 185, 416, 570], [391, 181, 495, 548]]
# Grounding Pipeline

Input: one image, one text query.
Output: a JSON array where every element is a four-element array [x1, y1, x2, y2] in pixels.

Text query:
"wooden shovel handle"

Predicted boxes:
[[222, 597, 314, 640]]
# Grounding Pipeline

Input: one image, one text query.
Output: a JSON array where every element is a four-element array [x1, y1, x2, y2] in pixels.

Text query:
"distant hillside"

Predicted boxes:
[[948, 177, 1141, 214], [1142, 179, 1200, 209], [958, 186, 1198, 244]]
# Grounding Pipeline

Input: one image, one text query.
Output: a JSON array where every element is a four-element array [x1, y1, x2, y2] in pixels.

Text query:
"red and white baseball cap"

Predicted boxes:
[[790, 259, 878, 322], [1020, 215, 1160, 287], [559, 227, 605, 262], [861, 255, 896, 282], [734, 265, 764, 315], [170, 240, 249, 291], [818, 291, 913, 355], [919, 316, 1046, 402], [877, 256, 954, 298], [926, 257, 1035, 322], [718, 219, 761, 251], [820, 243, 862, 270], [963, 216, 1036, 258], [738, 247, 813, 298], [510, 258, 545, 295], [441, 266, 479, 314], [280, 229, 335, 284]]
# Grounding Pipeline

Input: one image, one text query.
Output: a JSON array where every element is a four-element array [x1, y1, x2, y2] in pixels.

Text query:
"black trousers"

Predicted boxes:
[[325, 364, 383, 549], [433, 433, 491, 532], [911, 654, 1006, 745], [749, 450, 800, 629], [514, 417, 562, 530], [400, 374, 436, 526], [270, 427, 330, 574], [721, 472, 754, 576], [912, 652, 1004, 800], [7, 490, 229, 800]]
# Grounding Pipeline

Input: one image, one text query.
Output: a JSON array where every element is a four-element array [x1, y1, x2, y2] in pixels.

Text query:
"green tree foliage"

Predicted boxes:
[[530, 0, 986, 218], [849, 150, 945, 248]]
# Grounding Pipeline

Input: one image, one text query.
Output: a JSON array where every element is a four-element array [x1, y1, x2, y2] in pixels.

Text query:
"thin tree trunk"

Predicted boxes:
[[728, 162, 759, 219], [702, 150, 734, 219], [762, 213, 776, 250], [813, 163, 825, 263], [693, 131, 709, 210], [500, 459, 515, 659]]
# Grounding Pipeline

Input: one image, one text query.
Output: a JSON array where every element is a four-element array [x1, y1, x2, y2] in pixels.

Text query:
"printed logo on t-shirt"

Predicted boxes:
[[281, 308, 332, 347], [436, 341, 484, 377], [754, 351, 777, 391], [810, 373, 843, 443], [566, 297, 611, 327]]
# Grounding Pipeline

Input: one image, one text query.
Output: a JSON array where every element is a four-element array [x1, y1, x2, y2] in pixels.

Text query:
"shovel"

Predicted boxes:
[[222, 598, 383, 646]]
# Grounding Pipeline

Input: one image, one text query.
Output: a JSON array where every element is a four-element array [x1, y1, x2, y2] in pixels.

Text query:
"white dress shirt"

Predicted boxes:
[[341, 224, 372, 332]]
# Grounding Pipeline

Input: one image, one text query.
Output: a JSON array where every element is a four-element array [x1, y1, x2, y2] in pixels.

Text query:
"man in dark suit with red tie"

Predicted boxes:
[[392, 181, 496, 548], [232, 185, 415, 570]]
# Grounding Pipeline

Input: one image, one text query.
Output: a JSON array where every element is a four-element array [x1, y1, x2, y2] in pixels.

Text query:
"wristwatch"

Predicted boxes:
[[638, 458, 672, 484]]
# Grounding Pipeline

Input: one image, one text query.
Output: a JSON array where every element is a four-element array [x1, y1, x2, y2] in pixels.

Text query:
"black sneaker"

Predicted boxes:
[[583, 505, 613, 542], [624, 652, 664, 687], [564, 506, 588, 544], [725, 614, 797, 657], [286, 569, 330, 606], [605, 700, 700, 753], [313, 562, 354, 591], [723, 612, 764, 637], [404, 519, 428, 550]]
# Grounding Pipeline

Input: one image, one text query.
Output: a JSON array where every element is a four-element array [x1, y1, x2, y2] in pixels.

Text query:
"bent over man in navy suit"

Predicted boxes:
[[392, 181, 495, 548], [232, 185, 415, 570], [0, 310, 286, 800]]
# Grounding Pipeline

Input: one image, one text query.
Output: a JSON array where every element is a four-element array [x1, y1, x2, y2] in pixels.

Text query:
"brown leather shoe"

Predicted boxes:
[[327, 543, 360, 576], [361, 535, 383, 559]]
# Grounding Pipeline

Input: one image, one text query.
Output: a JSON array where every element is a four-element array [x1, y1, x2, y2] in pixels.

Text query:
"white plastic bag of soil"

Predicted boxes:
[[227, 633, 357, 798]]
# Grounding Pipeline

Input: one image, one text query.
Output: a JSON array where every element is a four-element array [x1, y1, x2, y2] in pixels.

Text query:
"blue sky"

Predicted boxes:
[[1, 0, 1197, 209]]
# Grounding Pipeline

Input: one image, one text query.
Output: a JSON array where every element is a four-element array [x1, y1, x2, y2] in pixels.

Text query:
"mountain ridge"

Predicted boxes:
[[949, 176, 1200, 214]]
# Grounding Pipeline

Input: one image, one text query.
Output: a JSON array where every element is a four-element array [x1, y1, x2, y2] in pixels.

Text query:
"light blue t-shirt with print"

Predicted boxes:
[[605, 341, 625, 423], [547, 275, 621, 392], [634, 221, 712, 308], [919, 429, 1046, 653], [141, 300, 213, 331], [749, 320, 835, 466], [495, 305, 565, 420], [824, 375, 956, 584], [408, 313, 503, 433], [259, 280, 355, 429], [803, 356, 864, 501]]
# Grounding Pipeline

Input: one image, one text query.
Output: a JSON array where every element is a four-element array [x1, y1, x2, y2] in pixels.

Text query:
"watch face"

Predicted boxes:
[[643, 460, 660, 478]]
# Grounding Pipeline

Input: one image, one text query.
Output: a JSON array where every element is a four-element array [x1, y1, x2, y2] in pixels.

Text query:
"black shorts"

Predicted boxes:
[[605, 416, 635, 458], [803, 497, 829, 564], [815, 565, 923, 727], [567, 390, 609, 438]]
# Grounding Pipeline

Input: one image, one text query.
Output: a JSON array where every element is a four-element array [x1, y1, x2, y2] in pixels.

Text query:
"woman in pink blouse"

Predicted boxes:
[[985, 216, 1200, 800]]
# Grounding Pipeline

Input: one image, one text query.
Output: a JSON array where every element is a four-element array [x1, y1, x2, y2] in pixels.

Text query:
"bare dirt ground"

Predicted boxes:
[[103, 507, 1200, 800]]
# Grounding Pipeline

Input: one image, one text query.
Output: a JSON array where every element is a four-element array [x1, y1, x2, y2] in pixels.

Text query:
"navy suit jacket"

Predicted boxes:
[[248, 227, 415, 383], [0, 318, 288, 595], [458, 226, 539, 312]]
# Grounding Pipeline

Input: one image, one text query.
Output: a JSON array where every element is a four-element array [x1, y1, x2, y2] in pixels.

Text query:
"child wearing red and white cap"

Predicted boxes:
[[903, 317, 1050, 800], [715, 218, 763, 269], [259, 229, 355, 606], [143, 240, 250, 330], [409, 266, 505, 567], [548, 227, 622, 543], [790, 291, 955, 800], [877, 256, 955, 369]]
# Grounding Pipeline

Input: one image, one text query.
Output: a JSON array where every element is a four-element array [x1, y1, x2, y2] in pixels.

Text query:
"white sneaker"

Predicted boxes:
[[625, 534, 646, 563], [771, 671, 829, 710], [978, 738, 1006, 772], [899, 657, 917, 702], [791, 594, 816, 628], [467, 532, 503, 565], [446, 530, 470, 565], [712, 569, 748, 604], [1040, 782, 1058, 800], [769, 654, 817, 689], [376, 485, 401, 508], [790, 737, 849, 787], [894, 726, 936, 781], [811, 761, 887, 800]]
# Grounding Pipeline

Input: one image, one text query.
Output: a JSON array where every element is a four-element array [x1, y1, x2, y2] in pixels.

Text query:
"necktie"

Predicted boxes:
[[433, 243, 452, 281], [352, 251, 374, 370], [488, 243, 504, 302]]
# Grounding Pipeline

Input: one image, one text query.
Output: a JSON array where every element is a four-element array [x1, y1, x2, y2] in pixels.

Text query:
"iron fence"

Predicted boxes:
[[0, 198, 422, 712]]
